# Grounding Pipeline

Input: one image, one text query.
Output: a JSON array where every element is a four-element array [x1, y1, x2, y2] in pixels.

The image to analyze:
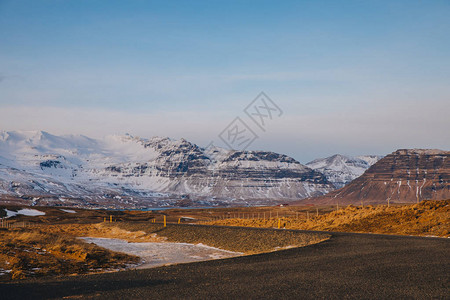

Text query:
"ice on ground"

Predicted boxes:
[[80, 237, 242, 269], [17, 208, 45, 216], [4, 209, 18, 218], [60, 209, 76, 213], [4, 208, 45, 218]]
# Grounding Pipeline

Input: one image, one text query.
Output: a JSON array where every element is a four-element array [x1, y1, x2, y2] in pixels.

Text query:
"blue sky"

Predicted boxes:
[[0, 0, 449, 162]]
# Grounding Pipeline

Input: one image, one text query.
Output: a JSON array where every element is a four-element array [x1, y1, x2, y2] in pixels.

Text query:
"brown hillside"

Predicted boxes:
[[298, 149, 450, 205]]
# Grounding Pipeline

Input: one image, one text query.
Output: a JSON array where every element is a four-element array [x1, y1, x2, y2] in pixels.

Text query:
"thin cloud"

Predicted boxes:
[[0, 101, 448, 163]]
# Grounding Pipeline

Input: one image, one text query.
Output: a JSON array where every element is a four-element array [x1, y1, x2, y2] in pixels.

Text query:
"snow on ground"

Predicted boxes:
[[17, 208, 45, 216], [80, 237, 242, 269], [60, 209, 76, 213], [4, 209, 18, 218], [3, 208, 45, 218]]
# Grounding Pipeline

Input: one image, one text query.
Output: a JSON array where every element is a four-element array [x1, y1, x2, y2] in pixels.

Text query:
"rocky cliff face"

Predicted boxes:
[[300, 149, 450, 205], [0, 131, 334, 208], [93, 138, 333, 202]]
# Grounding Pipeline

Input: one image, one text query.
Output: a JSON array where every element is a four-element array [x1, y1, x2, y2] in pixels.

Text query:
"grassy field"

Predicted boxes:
[[0, 227, 140, 280], [0, 204, 341, 225], [205, 200, 450, 237]]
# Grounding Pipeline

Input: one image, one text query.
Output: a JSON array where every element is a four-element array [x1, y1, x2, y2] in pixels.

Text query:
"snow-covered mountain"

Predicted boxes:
[[306, 154, 383, 189], [0, 131, 334, 208]]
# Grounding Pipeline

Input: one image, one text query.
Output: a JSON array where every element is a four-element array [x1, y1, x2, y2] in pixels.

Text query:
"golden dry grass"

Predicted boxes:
[[40, 223, 166, 243], [205, 200, 450, 237], [0, 227, 140, 280]]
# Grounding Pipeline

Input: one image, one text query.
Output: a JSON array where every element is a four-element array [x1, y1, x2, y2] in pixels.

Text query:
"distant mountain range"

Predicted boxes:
[[6, 130, 424, 208], [299, 149, 450, 205], [0, 130, 360, 208]]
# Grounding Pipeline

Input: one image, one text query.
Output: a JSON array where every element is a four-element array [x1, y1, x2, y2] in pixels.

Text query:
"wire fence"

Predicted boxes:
[[0, 219, 33, 229], [0, 206, 337, 228]]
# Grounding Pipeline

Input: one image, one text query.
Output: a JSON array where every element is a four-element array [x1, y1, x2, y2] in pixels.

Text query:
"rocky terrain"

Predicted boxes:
[[0, 131, 334, 208], [301, 149, 450, 205]]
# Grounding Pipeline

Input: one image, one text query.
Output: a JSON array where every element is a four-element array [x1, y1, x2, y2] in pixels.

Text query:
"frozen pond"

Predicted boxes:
[[81, 237, 242, 269]]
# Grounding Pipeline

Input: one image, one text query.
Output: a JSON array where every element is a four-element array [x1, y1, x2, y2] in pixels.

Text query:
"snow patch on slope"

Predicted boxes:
[[4, 208, 45, 218]]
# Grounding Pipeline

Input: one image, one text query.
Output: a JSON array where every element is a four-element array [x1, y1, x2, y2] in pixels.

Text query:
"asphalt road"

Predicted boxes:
[[1, 229, 449, 299]]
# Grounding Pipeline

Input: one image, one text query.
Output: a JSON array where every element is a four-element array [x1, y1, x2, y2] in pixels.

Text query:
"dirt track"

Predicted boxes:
[[0, 227, 449, 299]]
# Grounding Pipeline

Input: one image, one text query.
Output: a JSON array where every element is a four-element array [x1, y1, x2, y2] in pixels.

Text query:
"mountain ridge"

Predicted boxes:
[[0, 130, 334, 208], [298, 148, 450, 205]]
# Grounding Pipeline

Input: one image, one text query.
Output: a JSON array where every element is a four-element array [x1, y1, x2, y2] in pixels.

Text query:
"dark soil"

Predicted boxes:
[[111, 223, 329, 254]]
